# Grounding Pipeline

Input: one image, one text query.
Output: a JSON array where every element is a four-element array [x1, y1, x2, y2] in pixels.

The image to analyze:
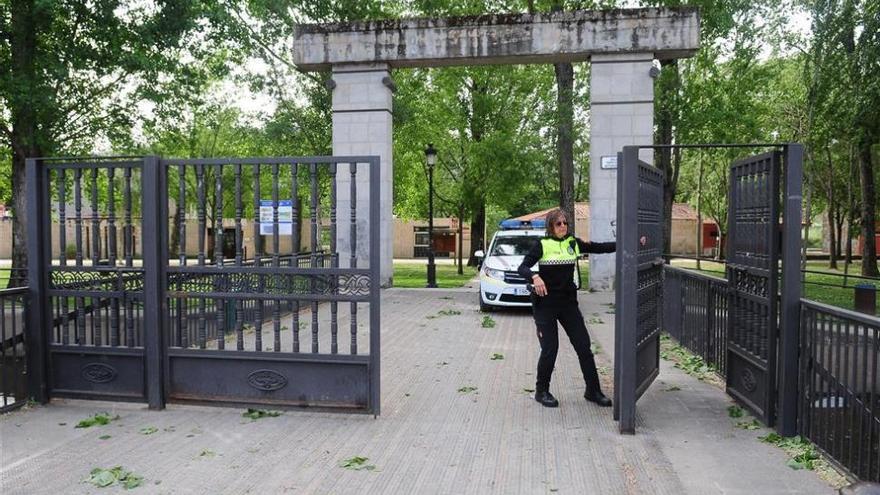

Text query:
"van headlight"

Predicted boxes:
[[483, 267, 505, 281]]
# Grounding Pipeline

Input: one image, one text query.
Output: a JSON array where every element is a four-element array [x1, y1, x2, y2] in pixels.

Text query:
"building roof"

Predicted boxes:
[[513, 203, 590, 222], [514, 202, 716, 224]]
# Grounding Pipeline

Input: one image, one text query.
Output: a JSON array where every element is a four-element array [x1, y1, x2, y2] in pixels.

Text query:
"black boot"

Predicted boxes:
[[535, 390, 559, 408], [584, 390, 612, 407]]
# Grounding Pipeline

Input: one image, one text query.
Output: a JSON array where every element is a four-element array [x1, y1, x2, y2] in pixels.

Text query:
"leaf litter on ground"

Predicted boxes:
[[242, 408, 282, 421], [340, 456, 376, 471], [75, 412, 119, 428], [85, 466, 143, 490]]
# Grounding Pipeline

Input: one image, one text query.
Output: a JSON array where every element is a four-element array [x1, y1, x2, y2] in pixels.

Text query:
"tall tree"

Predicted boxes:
[[1, 0, 236, 285], [808, 0, 879, 276]]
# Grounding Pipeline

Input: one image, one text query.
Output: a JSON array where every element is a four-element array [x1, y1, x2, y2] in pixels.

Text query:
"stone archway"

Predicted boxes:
[[292, 8, 700, 288]]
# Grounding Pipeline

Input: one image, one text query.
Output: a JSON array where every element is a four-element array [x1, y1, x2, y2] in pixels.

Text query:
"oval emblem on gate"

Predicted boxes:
[[247, 369, 288, 391], [741, 368, 758, 393], [81, 363, 117, 384]]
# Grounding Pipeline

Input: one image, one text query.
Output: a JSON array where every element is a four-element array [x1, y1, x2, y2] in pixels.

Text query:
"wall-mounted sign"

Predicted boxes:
[[600, 155, 618, 170], [259, 200, 293, 235]]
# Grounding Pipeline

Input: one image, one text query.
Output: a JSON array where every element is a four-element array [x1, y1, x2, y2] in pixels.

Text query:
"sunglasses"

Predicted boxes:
[[554, 221, 568, 226]]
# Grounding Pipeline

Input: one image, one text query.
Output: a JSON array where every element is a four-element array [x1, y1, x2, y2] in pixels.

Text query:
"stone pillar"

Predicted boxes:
[[331, 63, 393, 286], [589, 53, 655, 290]]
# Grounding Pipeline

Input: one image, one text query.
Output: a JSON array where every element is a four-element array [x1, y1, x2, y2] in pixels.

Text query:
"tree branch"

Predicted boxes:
[[227, 3, 322, 86]]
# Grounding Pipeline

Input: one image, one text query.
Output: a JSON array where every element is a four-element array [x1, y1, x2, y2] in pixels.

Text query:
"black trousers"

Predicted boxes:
[[531, 292, 602, 394]]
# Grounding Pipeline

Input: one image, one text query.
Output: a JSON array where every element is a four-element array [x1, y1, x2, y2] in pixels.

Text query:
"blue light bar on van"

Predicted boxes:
[[499, 218, 546, 230]]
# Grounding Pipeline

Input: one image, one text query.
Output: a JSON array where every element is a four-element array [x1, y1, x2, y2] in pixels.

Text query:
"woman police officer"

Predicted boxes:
[[516, 208, 616, 408]]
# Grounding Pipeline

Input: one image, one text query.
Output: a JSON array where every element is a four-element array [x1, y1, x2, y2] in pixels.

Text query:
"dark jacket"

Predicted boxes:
[[517, 236, 616, 296]]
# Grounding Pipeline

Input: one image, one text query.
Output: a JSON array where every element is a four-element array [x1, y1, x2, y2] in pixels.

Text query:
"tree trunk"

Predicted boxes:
[[554, 61, 575, 233], [825, 146, 837, 269], [8, 0, 42, 288], [858, 135, 878, 276], [170, 202, 182, 259], [828, 207, 838, 269], [655, 59, 680, 257], [457, 206, 464, 275], [696, 174, 703, 268], [835, 208, 845, 266], [802, 178, 812, 272], [467, 202, 486, 267]]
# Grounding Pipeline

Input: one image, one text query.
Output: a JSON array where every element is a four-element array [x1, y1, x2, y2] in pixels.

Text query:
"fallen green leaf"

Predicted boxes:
[[75, 413, 119, 429], [727, 406, 744, 418], [457, 386, 478, 394], [759, 432, 783, 444], [490, 353, 504, 360], [340, 456, 376, 471], [85, 466, 143, 490], [242, 408, 282, 421], [139, 426, 158, 435]]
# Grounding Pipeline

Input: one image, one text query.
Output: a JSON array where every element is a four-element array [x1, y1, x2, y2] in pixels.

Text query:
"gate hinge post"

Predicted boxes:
[[777, 143, 804, 437], [25, 158, 50, 404], [142, 155, 167, 410]]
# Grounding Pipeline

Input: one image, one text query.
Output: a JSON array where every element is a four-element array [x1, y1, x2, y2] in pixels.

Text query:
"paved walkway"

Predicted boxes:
[[0, 289, 836, 494]]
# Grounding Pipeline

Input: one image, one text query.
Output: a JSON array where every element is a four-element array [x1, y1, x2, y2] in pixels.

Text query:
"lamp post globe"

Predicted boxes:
[[425, 144, 438, 288]]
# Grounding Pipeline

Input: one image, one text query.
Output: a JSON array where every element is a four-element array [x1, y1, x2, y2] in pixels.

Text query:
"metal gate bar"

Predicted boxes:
[[614, 146, 664, 434], [26, 155, 381, 413]]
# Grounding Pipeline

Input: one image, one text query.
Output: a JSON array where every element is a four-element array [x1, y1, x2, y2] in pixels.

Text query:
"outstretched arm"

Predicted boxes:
[[575, 237, 616, 254]]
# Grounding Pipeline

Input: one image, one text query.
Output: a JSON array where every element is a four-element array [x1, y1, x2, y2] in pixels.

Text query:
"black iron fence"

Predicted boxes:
[[799, 299, 880, 481], [0, 286, 28, 413], [665, 265, 880, 482], [663, 267, 729, 377]]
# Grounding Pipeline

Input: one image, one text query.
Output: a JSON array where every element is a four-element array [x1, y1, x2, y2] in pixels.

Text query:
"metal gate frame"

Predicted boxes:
[[614, 146, 665, 434], [725, 151, 781, 426], [725, 146, 802, 434], [26, 155, 382, 414], [613, 143, 802, 436]]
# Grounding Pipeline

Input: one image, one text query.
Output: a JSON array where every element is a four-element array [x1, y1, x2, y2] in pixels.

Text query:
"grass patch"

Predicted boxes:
[[670, 259, 879, 311], [75, 412, 119, 429], [727, 405, 744, 418], [481, 315, 496, 328], [85, 466, 144, 490], [393, 263, 477, 289]]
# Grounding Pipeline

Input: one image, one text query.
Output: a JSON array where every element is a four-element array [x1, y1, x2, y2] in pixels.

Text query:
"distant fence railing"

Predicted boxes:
[[799, 299, 880, 482], [0, 287, 28, 413], [663, 266, 729, 377]]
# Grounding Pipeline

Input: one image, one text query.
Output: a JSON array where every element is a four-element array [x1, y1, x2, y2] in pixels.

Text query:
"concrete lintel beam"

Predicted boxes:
[[292, 8, 700, 71]]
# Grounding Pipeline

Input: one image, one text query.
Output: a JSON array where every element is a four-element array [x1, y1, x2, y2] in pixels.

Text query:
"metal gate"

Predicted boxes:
[[725, 151, 781, 425], [26, 155, 380, 413], [614, 146, 665, 434]]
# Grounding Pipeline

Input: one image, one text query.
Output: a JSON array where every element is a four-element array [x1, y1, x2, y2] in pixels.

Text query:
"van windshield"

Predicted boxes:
[[489, 236, 540, 256]]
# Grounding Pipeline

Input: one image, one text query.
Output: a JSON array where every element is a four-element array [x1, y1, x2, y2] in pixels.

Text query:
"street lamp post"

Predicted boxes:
[[425, 143, 438, 288]]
